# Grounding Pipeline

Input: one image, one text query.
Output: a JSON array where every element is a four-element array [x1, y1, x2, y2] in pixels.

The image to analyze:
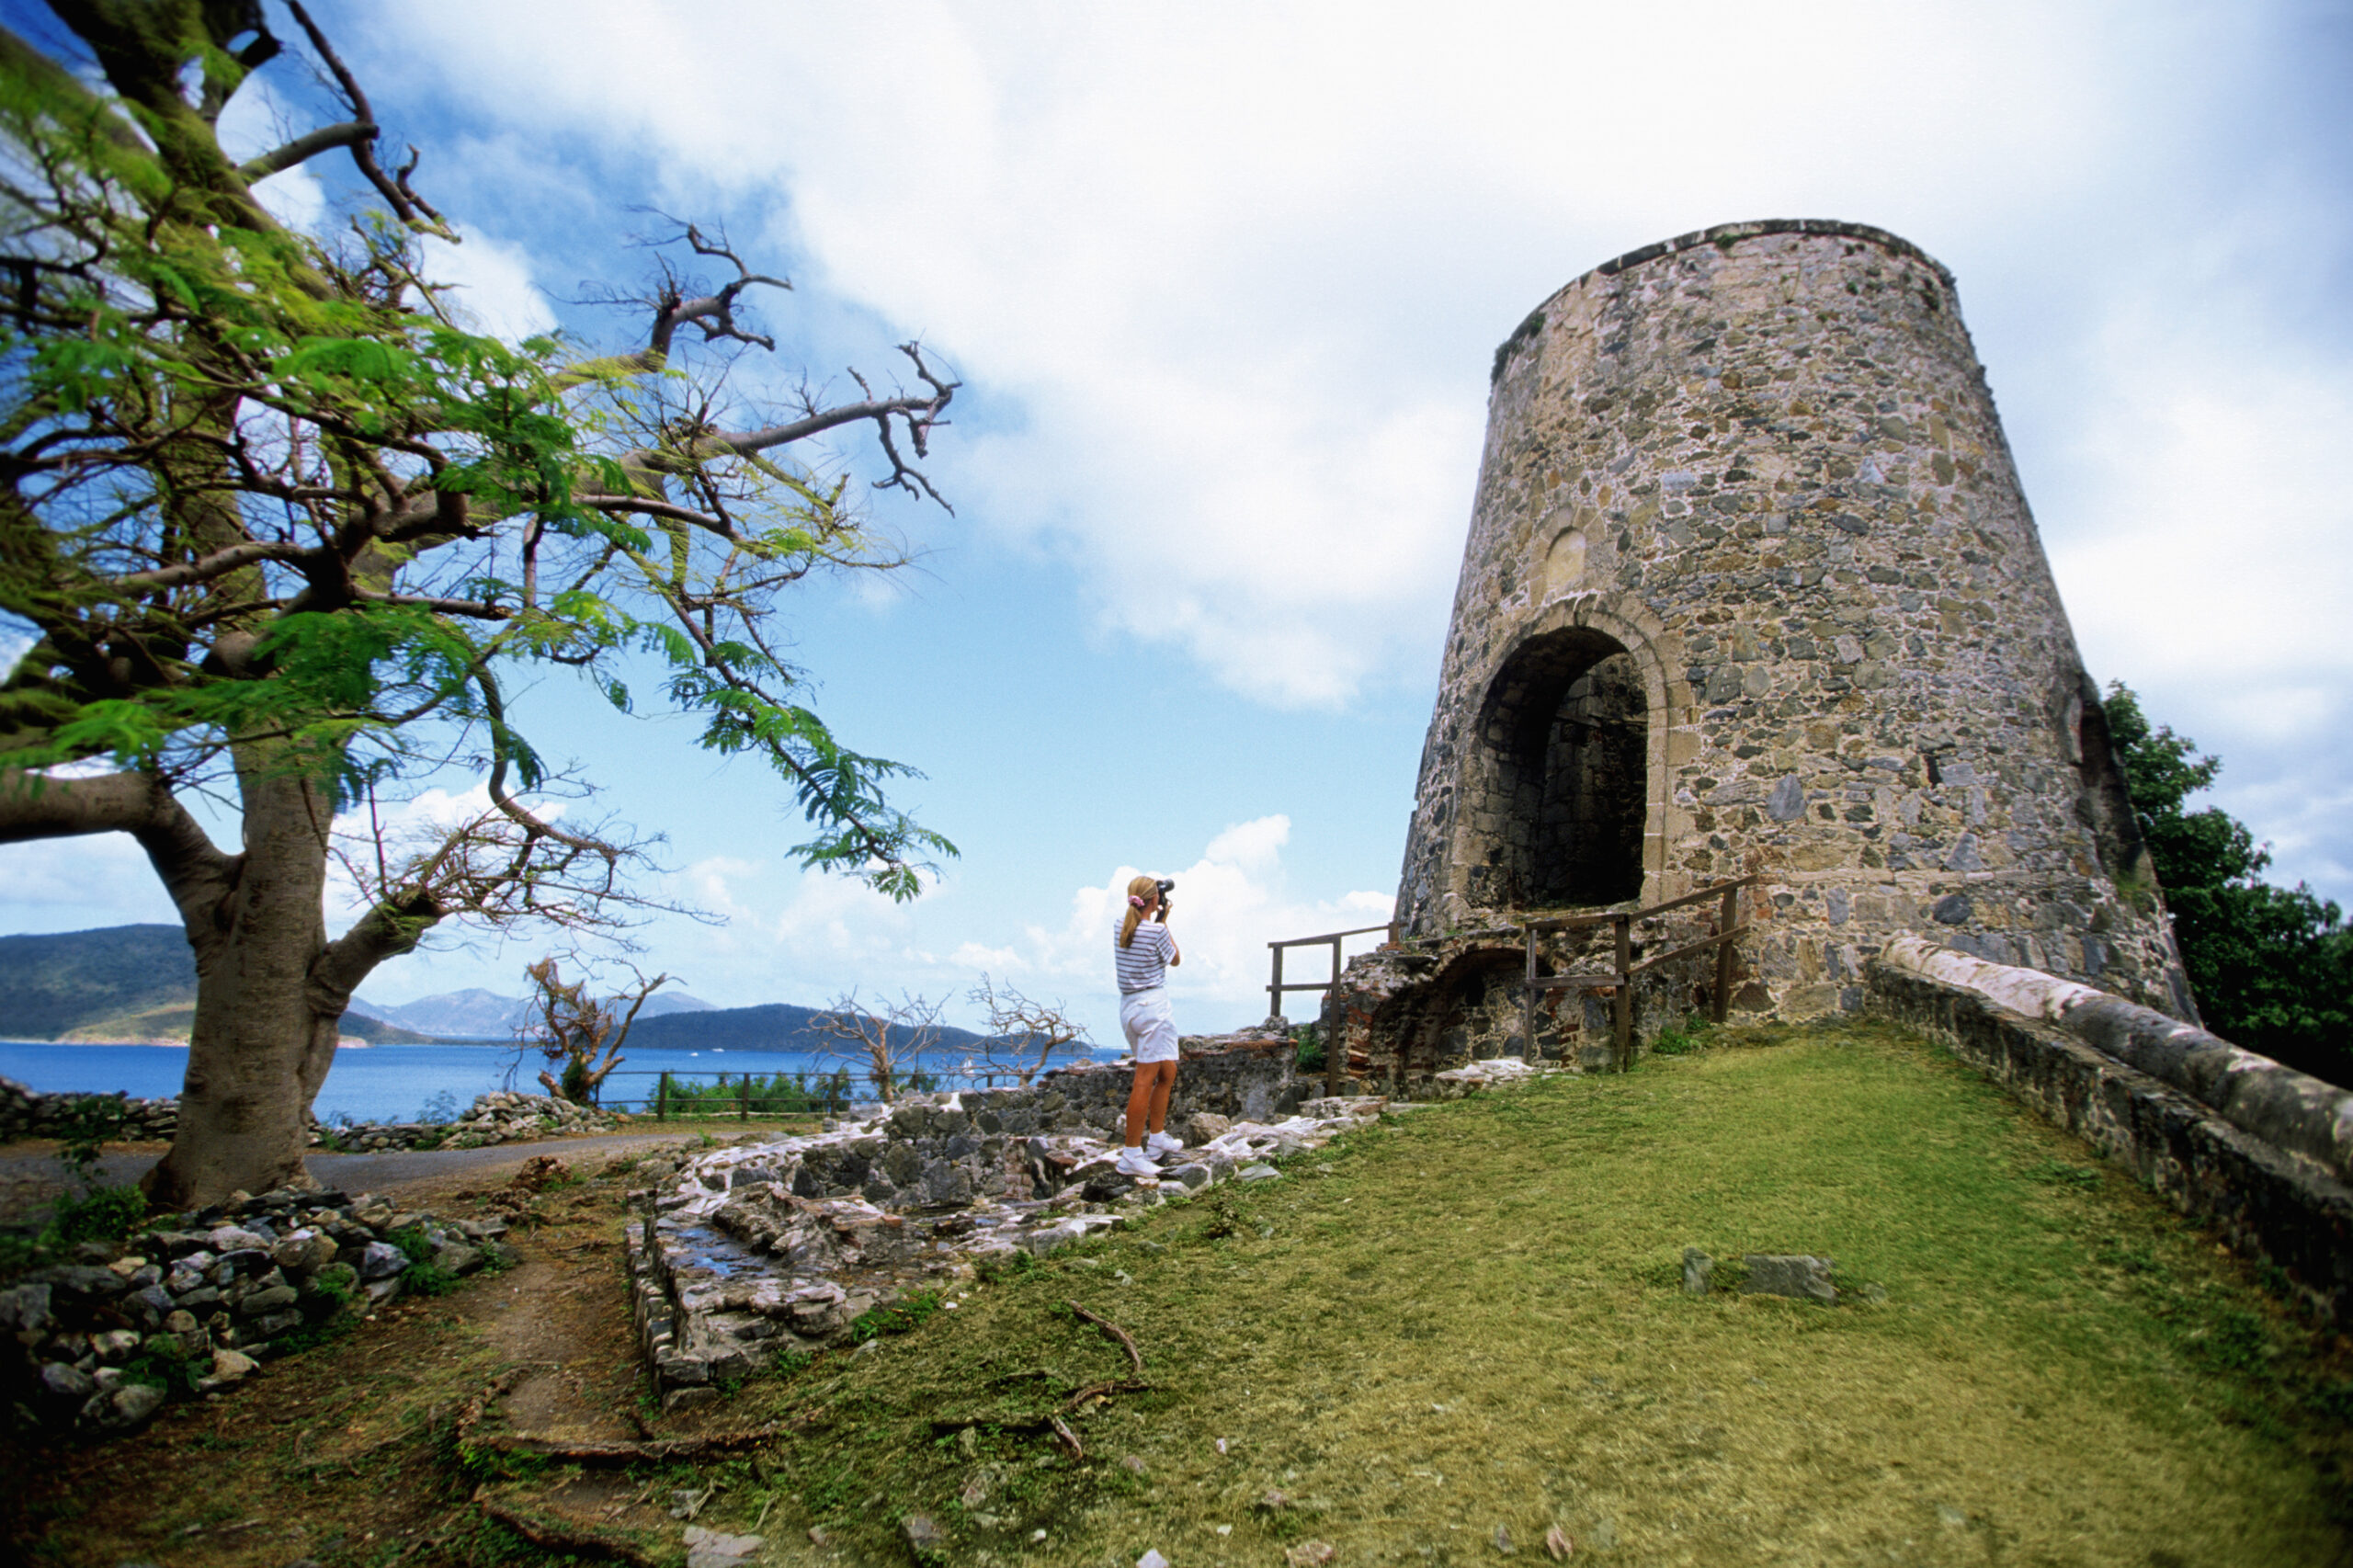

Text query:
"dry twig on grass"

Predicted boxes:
[[1067, 1300, 1146, 1375]]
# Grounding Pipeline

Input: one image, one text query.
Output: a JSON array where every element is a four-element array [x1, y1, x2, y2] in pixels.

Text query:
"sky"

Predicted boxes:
[[2, 0, 2349, 1046]]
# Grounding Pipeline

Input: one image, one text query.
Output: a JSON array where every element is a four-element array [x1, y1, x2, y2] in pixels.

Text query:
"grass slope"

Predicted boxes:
[[719, 1021, 2349, 1565]]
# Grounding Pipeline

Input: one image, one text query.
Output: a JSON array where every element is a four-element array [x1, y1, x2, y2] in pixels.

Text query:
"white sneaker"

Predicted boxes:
[[1115, 1147, 1158, 1178], [1145, 1131, 1184, 1155]]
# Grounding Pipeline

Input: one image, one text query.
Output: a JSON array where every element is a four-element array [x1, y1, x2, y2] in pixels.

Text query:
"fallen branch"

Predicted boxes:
[[468, 1427, 782, 1466], [1048, 1413, 1085, 1460], [1059, 1377, 1153, 1412], [1067, 1301, 1145, 1377]]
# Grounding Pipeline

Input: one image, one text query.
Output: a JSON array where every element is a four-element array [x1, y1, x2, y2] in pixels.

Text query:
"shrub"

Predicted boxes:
[[48, 1184, 147, 1245]]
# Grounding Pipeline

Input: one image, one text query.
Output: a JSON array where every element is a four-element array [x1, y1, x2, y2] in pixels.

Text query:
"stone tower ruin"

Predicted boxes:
[[1358, 219, 2192, 1068]]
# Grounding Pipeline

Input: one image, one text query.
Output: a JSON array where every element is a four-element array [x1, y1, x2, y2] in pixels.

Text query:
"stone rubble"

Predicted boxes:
[[2, 1185, 517, 1437], [0, 1076, 628, 1154], [628, 1040, 1427, 1408]]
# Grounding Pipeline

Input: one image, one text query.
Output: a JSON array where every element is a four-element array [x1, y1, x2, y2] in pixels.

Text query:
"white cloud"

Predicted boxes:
[[417, 229, 559, 344], [0, 832, 178, 930], [1014, 815, 1393, 1030], [380, 0, 2199, 707]]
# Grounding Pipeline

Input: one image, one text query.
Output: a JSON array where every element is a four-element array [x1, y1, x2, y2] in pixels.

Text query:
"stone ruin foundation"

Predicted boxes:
[[624, 1039, 1540, 1408], [1327, 219, 2199, 1081]]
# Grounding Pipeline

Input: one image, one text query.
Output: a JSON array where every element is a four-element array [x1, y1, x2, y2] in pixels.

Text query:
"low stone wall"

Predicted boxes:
[[626, 1040, 1404, 1408], [0, 1079, 179, 1143], [1867, 941, 2353, 1325], [1319, 911, 1745, 1088], [1, 1187, 515, 1437], [0, 1078, 628, 1153]]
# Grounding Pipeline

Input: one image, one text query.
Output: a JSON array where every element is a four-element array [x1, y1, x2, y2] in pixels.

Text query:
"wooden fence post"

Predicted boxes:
[[656, 1071, 669, 1122], [1613, 915, 1633, 1071], [1270, 943, 1285, 1022], [1325, 937, 1344, 1096], [1522, 923, 1538, 1062], [1715, 882, 1739, 1024], [738, 1074, 749, 1121]]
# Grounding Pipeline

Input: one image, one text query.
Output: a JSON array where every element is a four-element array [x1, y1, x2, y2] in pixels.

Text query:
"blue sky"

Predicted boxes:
[[3, 0, 2349, 1045]]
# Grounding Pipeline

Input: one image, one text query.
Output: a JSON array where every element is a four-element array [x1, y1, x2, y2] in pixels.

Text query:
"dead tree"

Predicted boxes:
[[521, 959, 670, 1105], [969, 973, 1094, 1085], [814, 989, 944, 1104]]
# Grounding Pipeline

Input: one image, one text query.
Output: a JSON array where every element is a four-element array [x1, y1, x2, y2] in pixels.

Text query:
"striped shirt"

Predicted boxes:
[[1114, 917, 1176, 994]]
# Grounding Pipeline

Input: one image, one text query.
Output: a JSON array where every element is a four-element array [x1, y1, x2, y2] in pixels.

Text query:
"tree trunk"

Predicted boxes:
[[142, 755, 341, 1209]]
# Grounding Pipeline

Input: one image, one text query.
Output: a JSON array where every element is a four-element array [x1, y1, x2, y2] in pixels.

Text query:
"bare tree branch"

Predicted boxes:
[[235, 119, 375, 184]]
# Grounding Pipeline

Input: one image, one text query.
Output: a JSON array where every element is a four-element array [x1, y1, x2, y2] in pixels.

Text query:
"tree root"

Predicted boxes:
[[453, 1367, 779, 1466], [474, 1490, 661, 1566], [469, 1427, 782, 1466], [1067, 1301, 1145, 1376]]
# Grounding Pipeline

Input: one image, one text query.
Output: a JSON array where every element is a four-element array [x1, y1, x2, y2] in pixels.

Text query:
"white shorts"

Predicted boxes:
[[1120, 988, 1179, 1064]]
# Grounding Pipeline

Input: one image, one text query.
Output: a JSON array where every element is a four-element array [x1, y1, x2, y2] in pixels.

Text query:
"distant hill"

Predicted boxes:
[[0, 924, 430, 1043], [357, 984, 717, 1039], [627, 1001, 993, 1058]]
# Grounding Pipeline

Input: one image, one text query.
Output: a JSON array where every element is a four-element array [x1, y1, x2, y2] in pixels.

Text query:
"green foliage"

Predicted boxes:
[[1292, 1023, 1325, 1074], [1647, 1018, 1713, 1056], [382, 1223, 460, 1294], [46, 1183, 146, 1245], [2104, 685, 2353, 1084], [848, 1289, 946, 1343], [0, 7, 966, 1129], [655, 1068, 854, 1117]]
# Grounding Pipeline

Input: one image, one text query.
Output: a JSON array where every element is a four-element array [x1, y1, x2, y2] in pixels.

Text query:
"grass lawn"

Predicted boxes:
[[714, 1019, 2351, 1566]]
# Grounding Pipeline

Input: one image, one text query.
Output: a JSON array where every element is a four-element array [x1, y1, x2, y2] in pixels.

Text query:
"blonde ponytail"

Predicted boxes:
[[1120, 874, 1159, 949]]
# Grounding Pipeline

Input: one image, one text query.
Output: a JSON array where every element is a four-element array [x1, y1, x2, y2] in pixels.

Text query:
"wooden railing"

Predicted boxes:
[[1517, 873, 1758, 1072], [1266, 875, 1759, 1093], [1265, 922, 1400, 1019]]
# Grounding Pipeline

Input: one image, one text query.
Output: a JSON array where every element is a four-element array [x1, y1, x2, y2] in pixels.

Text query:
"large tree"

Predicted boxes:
[[2104, 684, 2353, 1086], [0, 1, 960, 1203]]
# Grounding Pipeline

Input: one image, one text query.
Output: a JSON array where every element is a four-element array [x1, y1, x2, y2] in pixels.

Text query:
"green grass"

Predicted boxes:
[[713, 1019, 2349, 1565]]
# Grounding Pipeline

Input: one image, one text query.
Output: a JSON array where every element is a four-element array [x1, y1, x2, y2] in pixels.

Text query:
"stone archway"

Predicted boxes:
[[1458, 624, 1649, 912]]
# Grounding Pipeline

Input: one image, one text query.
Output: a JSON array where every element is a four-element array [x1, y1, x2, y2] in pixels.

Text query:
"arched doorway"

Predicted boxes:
[[1461, 626, 1648, 911]]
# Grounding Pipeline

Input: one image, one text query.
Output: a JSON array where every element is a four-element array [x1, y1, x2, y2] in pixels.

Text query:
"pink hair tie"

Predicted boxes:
[[1128, 894, 1147, 909]]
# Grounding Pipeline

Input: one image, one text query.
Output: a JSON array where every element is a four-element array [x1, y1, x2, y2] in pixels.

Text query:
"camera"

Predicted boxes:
[[1154, 877, 1175, 915]]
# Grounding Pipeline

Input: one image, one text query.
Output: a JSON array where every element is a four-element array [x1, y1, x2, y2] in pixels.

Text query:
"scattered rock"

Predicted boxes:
[[1258, 1488, 1293, 1510], [1139, 1551, 1172, 1568], [1287, 1542, 1337, 1566], [1544, 1524, 1574, 1560], [683, 1526, 765, 1567], [1237, 1164, 1281, 1182], [1493, 1522, 1516, 1553], [1681, 1247, 1713, 1296], [902, 1513, 949, 1554], [200, 1347, 257, 1391], [1742, 1254, 1836, 1305]]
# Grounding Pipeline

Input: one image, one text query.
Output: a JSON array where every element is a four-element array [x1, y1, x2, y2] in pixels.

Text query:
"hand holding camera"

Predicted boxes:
[[1154, 877, 1175, 920]]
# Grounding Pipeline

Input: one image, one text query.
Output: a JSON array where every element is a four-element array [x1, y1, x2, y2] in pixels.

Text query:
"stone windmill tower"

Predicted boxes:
[[1391, 220, 2193, 1021]]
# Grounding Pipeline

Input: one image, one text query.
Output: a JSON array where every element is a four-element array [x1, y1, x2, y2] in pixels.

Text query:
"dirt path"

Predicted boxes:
[[4, 1146, 699, 1564]]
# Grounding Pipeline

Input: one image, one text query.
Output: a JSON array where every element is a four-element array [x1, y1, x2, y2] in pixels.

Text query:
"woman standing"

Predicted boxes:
[[1114, 875, 1184, 1178]]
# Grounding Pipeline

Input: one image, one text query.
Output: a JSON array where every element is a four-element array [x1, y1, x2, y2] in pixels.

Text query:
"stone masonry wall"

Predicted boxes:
[[1393, 218, 2191, 1025], [1867, 946, 2353, 1325]]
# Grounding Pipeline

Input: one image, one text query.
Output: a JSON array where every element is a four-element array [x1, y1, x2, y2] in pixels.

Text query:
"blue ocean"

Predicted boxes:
[[0, 1039, 1056, 1125]]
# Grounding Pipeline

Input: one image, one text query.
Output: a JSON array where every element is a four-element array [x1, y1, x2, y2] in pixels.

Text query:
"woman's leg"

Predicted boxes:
[[1123, 1064, 1159, 1149], [1143, 1059, 1177, 1135]]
